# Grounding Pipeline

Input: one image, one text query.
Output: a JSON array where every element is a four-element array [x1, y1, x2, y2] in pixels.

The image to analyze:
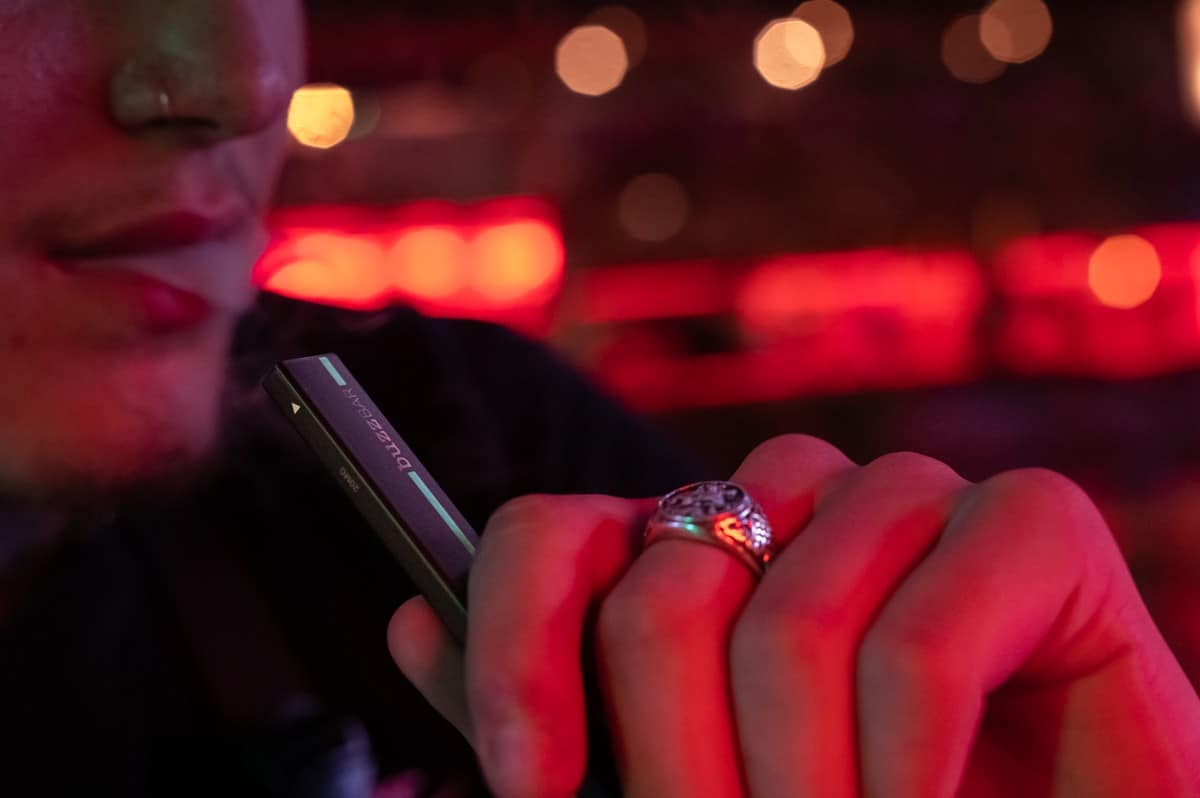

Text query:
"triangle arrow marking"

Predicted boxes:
[[291, 403, 301, 415]]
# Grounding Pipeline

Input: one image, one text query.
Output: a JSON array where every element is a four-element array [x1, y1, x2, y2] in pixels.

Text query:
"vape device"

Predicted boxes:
[[263, 353, 614, 797], [262, 353, 477, 642]]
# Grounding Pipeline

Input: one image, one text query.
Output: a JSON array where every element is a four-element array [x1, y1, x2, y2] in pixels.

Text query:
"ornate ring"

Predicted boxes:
[[643, 481, 775, 579]]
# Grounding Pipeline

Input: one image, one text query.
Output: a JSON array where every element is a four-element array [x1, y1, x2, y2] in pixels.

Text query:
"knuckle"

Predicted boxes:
[[486, 493, 637, 538], [741, 433, 851, 473], [978, 467, 1103, 542], [480, 494, 643, 581], [479, 495, 559, 561], [987, 467, 1087, 507], [486, 493, 559, 534], [863, 450, 959, 484]]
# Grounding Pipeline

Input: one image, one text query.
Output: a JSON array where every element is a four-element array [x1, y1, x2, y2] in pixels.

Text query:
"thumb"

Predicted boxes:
[[387, 597, 474, 745]]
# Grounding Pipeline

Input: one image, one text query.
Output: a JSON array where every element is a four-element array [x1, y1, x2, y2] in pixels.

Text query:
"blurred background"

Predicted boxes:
[[276, 0, 1200, 682]]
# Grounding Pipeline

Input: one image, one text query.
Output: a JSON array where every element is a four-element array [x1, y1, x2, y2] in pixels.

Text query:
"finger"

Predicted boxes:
[[730, 434, 858, 541], [730, 452, 968, 798], [387, 597, 473, 743], [597, 435, 853, 797], [855, 468, 1128, 797], [465, 493, 652, 798]]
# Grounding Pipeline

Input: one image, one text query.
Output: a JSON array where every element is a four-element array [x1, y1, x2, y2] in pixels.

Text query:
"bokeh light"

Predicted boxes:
[[257, 201, 566, 321], [792, 0, 854, 67], [556, 25, 630, 96], [618, 173, 691, 243], [754, 18, 826, 90], [347, 91, 381, 140], [585, 6, 648, 66], [1179, 0, 1200, 127], [1088, 234, 1163, 309], [1192, 241, 1200, 329], [737, 251, 982, 329], [288, 84, 356, 149], [472, 221, 565, 303], [980, 0, 1053, 64], [262, 232, 388, 308], [942, 14, 1006, 84], [389, 227, 468, 300]]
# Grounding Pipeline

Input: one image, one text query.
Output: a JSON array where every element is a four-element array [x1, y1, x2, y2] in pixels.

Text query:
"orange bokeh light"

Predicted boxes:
[[1180, 0, 1200, 127], [585, 6, 648, 67], [618, 173, 690, 243], [389, 227, 468, 300], [754, 18, 826, 90], [792, 0, 854, 67], [472, 221, 565, 303], [942, 14, 1006, 84], [556, 25, 629, 96], [262, 232, 389, 309], [980, 0, 1053, 64], [288, 84, 356, 149], [1088, 234, 1163, 309]]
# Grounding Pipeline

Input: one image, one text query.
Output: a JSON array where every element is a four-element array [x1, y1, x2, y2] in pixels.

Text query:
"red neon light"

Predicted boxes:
[[253, 208, 1200, 408], [255, 198, 565, 318], [588, 248, 988, 409], [587, 228, 1200, 409], [994, 225, 1200, 378], [575, 261, 732, 323], [736, 249, 985, 334]]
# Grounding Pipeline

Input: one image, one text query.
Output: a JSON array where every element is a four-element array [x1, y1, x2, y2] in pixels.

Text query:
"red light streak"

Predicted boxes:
[[255, 198, 565, 320], [590, 248, 987, 410], [736, 249, 985, 334], [576, 261, 731, 323], [255, 206, 1200, 408], [994, 225, 1200, 378]]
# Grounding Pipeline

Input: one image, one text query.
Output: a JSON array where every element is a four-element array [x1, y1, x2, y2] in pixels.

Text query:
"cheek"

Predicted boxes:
[[0, 8, 102, 202]]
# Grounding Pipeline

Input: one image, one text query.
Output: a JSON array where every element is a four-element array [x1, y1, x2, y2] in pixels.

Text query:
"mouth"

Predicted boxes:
[[48, 209, 268, 332], [50, 210, 244, 260]]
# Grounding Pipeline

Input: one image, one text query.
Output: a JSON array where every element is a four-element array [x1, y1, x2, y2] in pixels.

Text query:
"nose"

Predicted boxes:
[[109, 0, 303, 143]]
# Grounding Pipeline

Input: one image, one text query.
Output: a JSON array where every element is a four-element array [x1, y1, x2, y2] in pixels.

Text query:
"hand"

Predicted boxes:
[[388, 435, 1200, 797]]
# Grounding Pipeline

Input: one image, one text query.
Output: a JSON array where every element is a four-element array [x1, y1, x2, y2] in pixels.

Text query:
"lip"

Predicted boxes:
[[88, 269, 217, 334], [49, 211, 268, 315], [50, 210, 245, 260]]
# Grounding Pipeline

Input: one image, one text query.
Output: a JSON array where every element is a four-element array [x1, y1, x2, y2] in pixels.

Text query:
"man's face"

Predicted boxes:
[[0, 0, 306, 501]]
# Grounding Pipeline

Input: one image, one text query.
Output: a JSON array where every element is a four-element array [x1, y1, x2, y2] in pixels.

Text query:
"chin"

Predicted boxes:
[[0, 319, 236, 504]]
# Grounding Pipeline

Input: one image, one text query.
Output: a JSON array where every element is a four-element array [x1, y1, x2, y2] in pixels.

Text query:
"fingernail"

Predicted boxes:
[[484, 722, 533, 797]]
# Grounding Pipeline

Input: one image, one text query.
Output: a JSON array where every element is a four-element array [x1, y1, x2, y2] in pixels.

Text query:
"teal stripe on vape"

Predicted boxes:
[[319, 356, 347, 386], [408, 471, 477, 555]]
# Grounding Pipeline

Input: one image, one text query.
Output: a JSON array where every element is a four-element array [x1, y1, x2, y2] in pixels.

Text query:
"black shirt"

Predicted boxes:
[[1, 296, 708, 797]]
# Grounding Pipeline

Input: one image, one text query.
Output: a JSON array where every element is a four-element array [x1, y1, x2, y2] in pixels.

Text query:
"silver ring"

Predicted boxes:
[[643, 481, 776, 579]]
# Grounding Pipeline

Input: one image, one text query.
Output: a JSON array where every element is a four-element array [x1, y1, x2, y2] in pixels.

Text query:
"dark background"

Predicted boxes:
[[278, 1, 1200, 683]]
